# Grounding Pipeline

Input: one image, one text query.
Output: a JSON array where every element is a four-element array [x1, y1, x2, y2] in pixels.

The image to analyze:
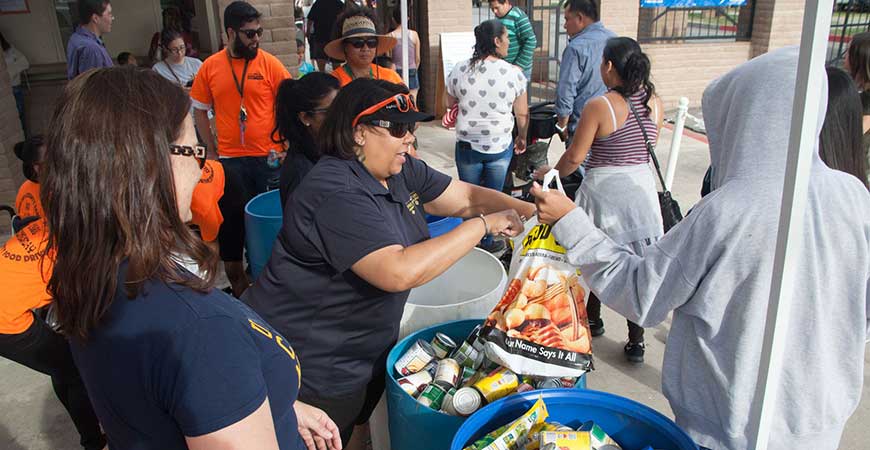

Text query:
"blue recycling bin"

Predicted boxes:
[[386, 319, 586, 450], [244, 190, 282, 279], [426, 214, 462, 238], [451, 388, 698, 450]]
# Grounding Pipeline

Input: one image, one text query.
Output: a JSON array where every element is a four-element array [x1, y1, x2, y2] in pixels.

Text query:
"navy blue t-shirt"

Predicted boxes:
[[70, 263, 304, 450], [243, 156, 452, 398]]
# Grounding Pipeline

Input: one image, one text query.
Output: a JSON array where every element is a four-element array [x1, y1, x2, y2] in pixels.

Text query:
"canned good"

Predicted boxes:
[[460, 366, 476, 384], [452, 387, 483, 416], [468, 324, 486, 353], [473, 367, 518, 403], [434, 358, 461, 389], [423, 360, 438, 376], [431, 332, 457, 359], [560, 377, 578, 388], [452, 340, 480, 369], [516, 382, 535, 393], [417, 383, 447, 410], [577, 420, 621, 448], [397, 370, 432, 397], [394, 339, 436, 376], [440, 388, 458, 415], [535, 377, 563, 390]]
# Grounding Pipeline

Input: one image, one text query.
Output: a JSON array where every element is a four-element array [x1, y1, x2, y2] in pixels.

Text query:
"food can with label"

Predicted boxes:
[[396, 370, 433, 397], [440, 388, 459, 415], [452, 340, 480, 369], [577, 420, 621, 448], [417, 383, 447, 410], [516, 382, 535, 393], [433, 358, 461, 389], [560, 377, 578, 388], [473, 367, 519, 403], [460, 366, 476, 384], [394, 339, 436, 376], [431, 332, 458, 359], [452, 387, 483, 416], [535, 377, 563, 390]]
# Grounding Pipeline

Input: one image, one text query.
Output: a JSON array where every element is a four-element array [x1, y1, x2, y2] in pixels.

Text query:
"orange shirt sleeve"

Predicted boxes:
[[190, 160, 225, 242], [268, 53, 291, 95], [332, 66, 352, 87], [189, 59, 213, 108], [15, 181, 42, 219], [378, 66, 405, 85]]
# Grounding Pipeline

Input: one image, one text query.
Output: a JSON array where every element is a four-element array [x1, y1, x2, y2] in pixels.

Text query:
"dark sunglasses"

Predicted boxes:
[[345, 37, 379, 49], [367, 120, 416, 139], [238, 27, 264, 39], [169, 144, 207, 169]]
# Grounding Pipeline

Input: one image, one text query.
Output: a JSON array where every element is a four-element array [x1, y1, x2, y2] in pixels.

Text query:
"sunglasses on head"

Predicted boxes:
[[237, 27, 264, 39], [169, 144, 207, 169], [352, 93, 417, 127], [345, 37, 379, 49], [368, 120, 417, 139]]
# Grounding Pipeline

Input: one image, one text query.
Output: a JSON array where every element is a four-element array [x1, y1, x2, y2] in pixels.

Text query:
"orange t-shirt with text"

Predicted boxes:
[[190, 49, 290, 158], [0, 217, 51, 335], [190, 160, 225, 242], [332, 64, 405, 88]]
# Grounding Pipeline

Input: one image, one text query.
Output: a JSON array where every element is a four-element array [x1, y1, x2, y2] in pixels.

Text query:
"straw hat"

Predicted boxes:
[[324, 16, 397, 62]]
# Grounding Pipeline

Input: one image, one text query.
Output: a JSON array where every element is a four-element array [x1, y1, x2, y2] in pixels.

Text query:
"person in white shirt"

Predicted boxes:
[[1, 32, 30, 135], [152, 28, 202, 91]]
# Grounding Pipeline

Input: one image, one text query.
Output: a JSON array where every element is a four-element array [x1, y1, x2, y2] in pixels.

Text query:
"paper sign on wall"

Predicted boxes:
[[641, 0, 745, 7], [440, 32, 475, 84]]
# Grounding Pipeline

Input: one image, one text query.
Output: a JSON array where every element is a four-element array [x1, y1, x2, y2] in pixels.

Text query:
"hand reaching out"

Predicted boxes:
[[294, 401, 342, 450]]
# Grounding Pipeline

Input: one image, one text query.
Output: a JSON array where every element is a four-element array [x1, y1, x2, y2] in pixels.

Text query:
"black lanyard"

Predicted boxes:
[[227, 50, 250, 103]]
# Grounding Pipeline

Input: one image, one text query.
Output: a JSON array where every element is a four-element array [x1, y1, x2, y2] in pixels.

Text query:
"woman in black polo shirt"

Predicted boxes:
[[243, 79, 536, 447]]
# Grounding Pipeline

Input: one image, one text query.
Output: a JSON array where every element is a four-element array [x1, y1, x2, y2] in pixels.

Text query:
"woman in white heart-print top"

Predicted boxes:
[[446, 18, 529, 252]]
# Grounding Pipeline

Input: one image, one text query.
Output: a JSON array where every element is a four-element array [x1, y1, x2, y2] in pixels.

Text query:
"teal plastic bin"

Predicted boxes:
[[386, 319, 587, 450], [451, 389, 698, 450], [244, 190, 282, 279]]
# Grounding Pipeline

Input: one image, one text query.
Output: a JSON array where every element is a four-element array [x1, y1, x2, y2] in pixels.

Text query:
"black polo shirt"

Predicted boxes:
[[243, 155, 452, 397]]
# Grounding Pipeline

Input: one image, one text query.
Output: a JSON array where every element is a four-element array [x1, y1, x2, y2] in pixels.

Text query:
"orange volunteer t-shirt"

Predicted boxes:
[[190, 49, 290, 158], [190, 160, 225, 242], [0, 218, 52, 335], [332, 63, 405, 88], [15, 180, 42, 219]]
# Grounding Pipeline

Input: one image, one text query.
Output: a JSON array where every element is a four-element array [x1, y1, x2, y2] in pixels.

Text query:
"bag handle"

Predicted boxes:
[[541, 168, 565, 194], [626, 97, 668, 191]]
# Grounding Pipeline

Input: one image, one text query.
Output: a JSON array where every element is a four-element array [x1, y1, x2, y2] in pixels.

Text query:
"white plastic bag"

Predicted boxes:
[[481, 170, 593, 377]]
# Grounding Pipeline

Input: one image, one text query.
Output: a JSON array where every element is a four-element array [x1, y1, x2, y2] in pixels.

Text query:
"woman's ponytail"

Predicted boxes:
[[603, 37, 656, 113], [470, 19, 505, 70]]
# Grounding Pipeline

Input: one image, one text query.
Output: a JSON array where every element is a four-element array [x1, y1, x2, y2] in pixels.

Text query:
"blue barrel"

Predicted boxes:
[[386, 319, 587, 450], [451, 389, 698, 450], [426, 214, 463, 238], [244, 190, 282, 279]]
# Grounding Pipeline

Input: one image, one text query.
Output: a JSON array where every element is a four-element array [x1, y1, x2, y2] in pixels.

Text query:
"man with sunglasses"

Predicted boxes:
[[190, 1, 290, 297]]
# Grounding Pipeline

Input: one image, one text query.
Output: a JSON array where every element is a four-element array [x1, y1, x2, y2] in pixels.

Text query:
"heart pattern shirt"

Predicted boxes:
[[446, 58, 527, 154]]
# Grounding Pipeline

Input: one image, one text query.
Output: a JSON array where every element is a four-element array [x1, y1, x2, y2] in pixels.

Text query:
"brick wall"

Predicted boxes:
[[646, 42, 752, 110], [750, 0, 805, 57], [600, 0, 639, 39], [216, 0, 299, 73], [418, 0, 473, 114], [0, 54, 26, 231]]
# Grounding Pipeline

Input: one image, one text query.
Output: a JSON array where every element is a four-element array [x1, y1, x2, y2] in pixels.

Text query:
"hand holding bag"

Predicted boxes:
[[627, 99, 683, 232]]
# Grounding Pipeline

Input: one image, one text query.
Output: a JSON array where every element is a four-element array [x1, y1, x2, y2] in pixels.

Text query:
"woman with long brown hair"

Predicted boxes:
[[41, 66, 340, 450]]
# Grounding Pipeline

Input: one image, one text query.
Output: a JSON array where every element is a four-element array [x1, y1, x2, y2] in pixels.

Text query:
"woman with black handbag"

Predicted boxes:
[[534, 37, 664, 362]]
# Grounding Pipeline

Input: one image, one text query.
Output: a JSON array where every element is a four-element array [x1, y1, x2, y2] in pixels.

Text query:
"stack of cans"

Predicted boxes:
[[393, 325, 583, 416]]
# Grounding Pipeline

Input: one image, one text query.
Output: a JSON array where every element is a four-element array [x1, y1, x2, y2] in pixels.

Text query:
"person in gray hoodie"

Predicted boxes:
[[531, 46, 870, 449]]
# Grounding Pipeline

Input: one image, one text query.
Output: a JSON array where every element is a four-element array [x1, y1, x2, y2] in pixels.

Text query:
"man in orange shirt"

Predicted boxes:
[[191, 1, 289, 296]]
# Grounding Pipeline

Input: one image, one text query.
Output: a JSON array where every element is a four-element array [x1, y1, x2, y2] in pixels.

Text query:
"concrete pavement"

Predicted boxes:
[[0, 122, 867, 449]]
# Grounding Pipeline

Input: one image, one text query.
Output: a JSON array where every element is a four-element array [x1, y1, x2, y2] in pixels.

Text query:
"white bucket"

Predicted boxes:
[[369, 247, 507, 450]]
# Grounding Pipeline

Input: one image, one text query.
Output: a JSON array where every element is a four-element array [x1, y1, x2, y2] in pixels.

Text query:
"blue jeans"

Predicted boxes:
[[455, 141, 513, 245], [522, 67, 532, 82]]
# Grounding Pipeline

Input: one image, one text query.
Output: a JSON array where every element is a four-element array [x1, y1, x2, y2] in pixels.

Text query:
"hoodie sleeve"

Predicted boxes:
[[552, 208, 697, 327]]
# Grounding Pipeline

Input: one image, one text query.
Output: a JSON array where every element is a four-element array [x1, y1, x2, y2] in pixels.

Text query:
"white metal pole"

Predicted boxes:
[[747, 1, 832, 449], [664, 96, 689, 191], [400, 0, 410, 85]]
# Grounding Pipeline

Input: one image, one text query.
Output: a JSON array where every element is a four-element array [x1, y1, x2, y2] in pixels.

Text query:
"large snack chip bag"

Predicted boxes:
[[482, 170, 593, 377]]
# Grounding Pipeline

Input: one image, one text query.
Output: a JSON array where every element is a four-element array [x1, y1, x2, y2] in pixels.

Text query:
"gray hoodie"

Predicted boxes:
[[551, 46, 870, 449]]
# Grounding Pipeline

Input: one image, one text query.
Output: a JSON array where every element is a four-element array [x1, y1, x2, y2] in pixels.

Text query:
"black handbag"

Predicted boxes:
[[627, 99, 683, 232]]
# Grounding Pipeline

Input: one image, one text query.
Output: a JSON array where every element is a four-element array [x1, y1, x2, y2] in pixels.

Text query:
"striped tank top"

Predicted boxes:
[[586, 91, 659, 169]]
